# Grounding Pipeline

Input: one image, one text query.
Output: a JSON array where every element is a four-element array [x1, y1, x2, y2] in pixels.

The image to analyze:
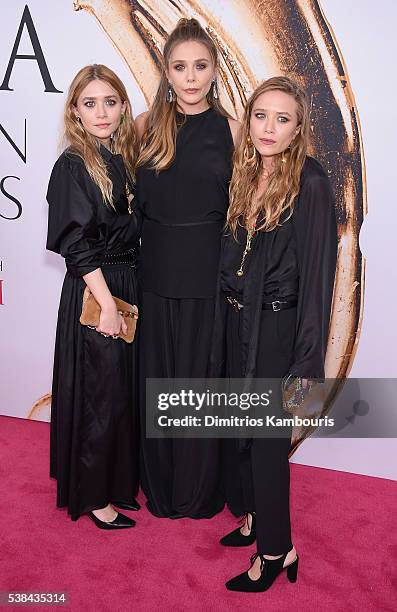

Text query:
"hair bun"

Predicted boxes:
[[175, 17, 203, 31]]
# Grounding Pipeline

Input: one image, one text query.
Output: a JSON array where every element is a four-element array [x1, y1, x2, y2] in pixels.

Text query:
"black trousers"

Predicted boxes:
[[223, 296, 295, 554]]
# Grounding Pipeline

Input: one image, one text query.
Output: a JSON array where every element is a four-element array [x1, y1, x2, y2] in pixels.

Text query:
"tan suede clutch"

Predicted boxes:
[[80, 287, 138, 343]]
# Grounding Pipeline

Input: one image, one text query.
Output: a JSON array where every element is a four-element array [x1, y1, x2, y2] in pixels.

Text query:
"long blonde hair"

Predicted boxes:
[[64, 64, 139, 206], [228, 76, 310, 236], [137, 18, 230, 172]]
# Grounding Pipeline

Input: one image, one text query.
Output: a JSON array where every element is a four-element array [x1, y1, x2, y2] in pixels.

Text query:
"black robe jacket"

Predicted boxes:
[[210, 156, 338, 381]]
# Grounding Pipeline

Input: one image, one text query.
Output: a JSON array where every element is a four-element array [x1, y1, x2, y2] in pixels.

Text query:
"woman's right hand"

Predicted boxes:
[[96, 304, 127, 337], [82, 269, 128, 337]]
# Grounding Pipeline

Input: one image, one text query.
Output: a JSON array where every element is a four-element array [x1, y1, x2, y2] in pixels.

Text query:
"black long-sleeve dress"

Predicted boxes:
[[46, 145, 141, 520], [210, 156, 338, 523], [137, 107, 234, 518]]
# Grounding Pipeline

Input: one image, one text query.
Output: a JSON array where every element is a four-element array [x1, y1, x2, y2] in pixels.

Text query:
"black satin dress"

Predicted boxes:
[[137, 107, 234, 518], [46, 146, 141, 520]]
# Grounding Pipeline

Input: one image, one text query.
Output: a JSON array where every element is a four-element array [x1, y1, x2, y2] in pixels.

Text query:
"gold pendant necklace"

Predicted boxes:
[[236, 224, 256, 277], [125, 180, 134, 214]]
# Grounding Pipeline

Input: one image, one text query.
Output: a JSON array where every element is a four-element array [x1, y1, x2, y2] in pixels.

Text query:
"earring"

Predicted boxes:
[[76, 116, 81, 123], [120, 113, 125, 124], [243, 136, 257, 165], [211, 78, 219, 100], [281, 140, 294, 164], [167, 82, 175, 103]]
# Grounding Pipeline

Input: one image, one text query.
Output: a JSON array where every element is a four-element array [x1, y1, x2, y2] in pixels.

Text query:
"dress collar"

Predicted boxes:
[[176, 106, 213, 121], [99, 143, 115, 161]]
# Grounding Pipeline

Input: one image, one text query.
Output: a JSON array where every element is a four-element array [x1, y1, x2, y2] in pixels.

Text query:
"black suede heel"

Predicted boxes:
[[225, 550, 299, 592], [286, 555, 299, 583], [220, 513, 256, 547]]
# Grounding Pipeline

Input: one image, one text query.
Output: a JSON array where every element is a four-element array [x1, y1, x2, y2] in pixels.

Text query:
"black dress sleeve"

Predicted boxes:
[[46, 155, 105, 277], [132, 171, 144, 218], [289, 169, 338, 379]]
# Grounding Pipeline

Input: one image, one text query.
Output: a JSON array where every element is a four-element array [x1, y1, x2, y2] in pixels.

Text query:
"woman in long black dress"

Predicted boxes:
[[135, 18, 239, 518], [47, 65, 141, 529], [210, 77, 337, 590]]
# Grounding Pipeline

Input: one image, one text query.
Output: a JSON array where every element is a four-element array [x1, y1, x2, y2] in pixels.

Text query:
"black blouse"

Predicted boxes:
[[46, 146, 140, 277], [136, 107, 233, 298], [220, 213, 299, 301], [211, 156, 338, 380]]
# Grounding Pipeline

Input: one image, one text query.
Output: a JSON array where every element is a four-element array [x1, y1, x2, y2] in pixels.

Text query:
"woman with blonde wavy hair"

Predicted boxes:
[[210, 76, 338, 591], [46, 64, 141, 529], [135, 17, 239, 519]]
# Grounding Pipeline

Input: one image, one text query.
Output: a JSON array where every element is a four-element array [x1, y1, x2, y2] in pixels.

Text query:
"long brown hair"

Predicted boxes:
[[64, 64, 139, 206], [137, 18, 230, 172], [227, 76, 310, 236]]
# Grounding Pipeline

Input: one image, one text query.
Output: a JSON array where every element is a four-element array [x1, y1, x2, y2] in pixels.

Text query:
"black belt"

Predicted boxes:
[[262, 299, 297, 311], [145, 218, 223, 227], [102, 247, 138, 267], [226, 295, 297, 312]]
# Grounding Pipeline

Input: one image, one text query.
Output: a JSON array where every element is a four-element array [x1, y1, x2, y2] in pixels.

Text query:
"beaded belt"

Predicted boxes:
[[102, 247, 138, 267]]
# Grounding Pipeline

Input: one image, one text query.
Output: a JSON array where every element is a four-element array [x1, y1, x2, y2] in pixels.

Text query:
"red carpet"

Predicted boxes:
[[0, 415, 396, 611]]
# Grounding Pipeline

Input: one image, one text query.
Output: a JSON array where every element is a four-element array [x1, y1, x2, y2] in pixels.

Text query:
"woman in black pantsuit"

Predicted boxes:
[[135, 18, 239, 519], [47, 65, 141, 529], [210, 76, 337, 591], [226, 305, 295, 555]]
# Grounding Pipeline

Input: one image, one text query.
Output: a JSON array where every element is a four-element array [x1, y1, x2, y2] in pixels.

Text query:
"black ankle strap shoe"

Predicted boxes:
[[225, 550, 299, 592], [220, 513, 256, 547]]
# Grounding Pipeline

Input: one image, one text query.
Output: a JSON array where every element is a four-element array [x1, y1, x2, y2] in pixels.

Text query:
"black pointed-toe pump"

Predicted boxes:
[[220, 513, 256, 547], [88, 511, 136, 530], [112, 498, 141, 511]]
